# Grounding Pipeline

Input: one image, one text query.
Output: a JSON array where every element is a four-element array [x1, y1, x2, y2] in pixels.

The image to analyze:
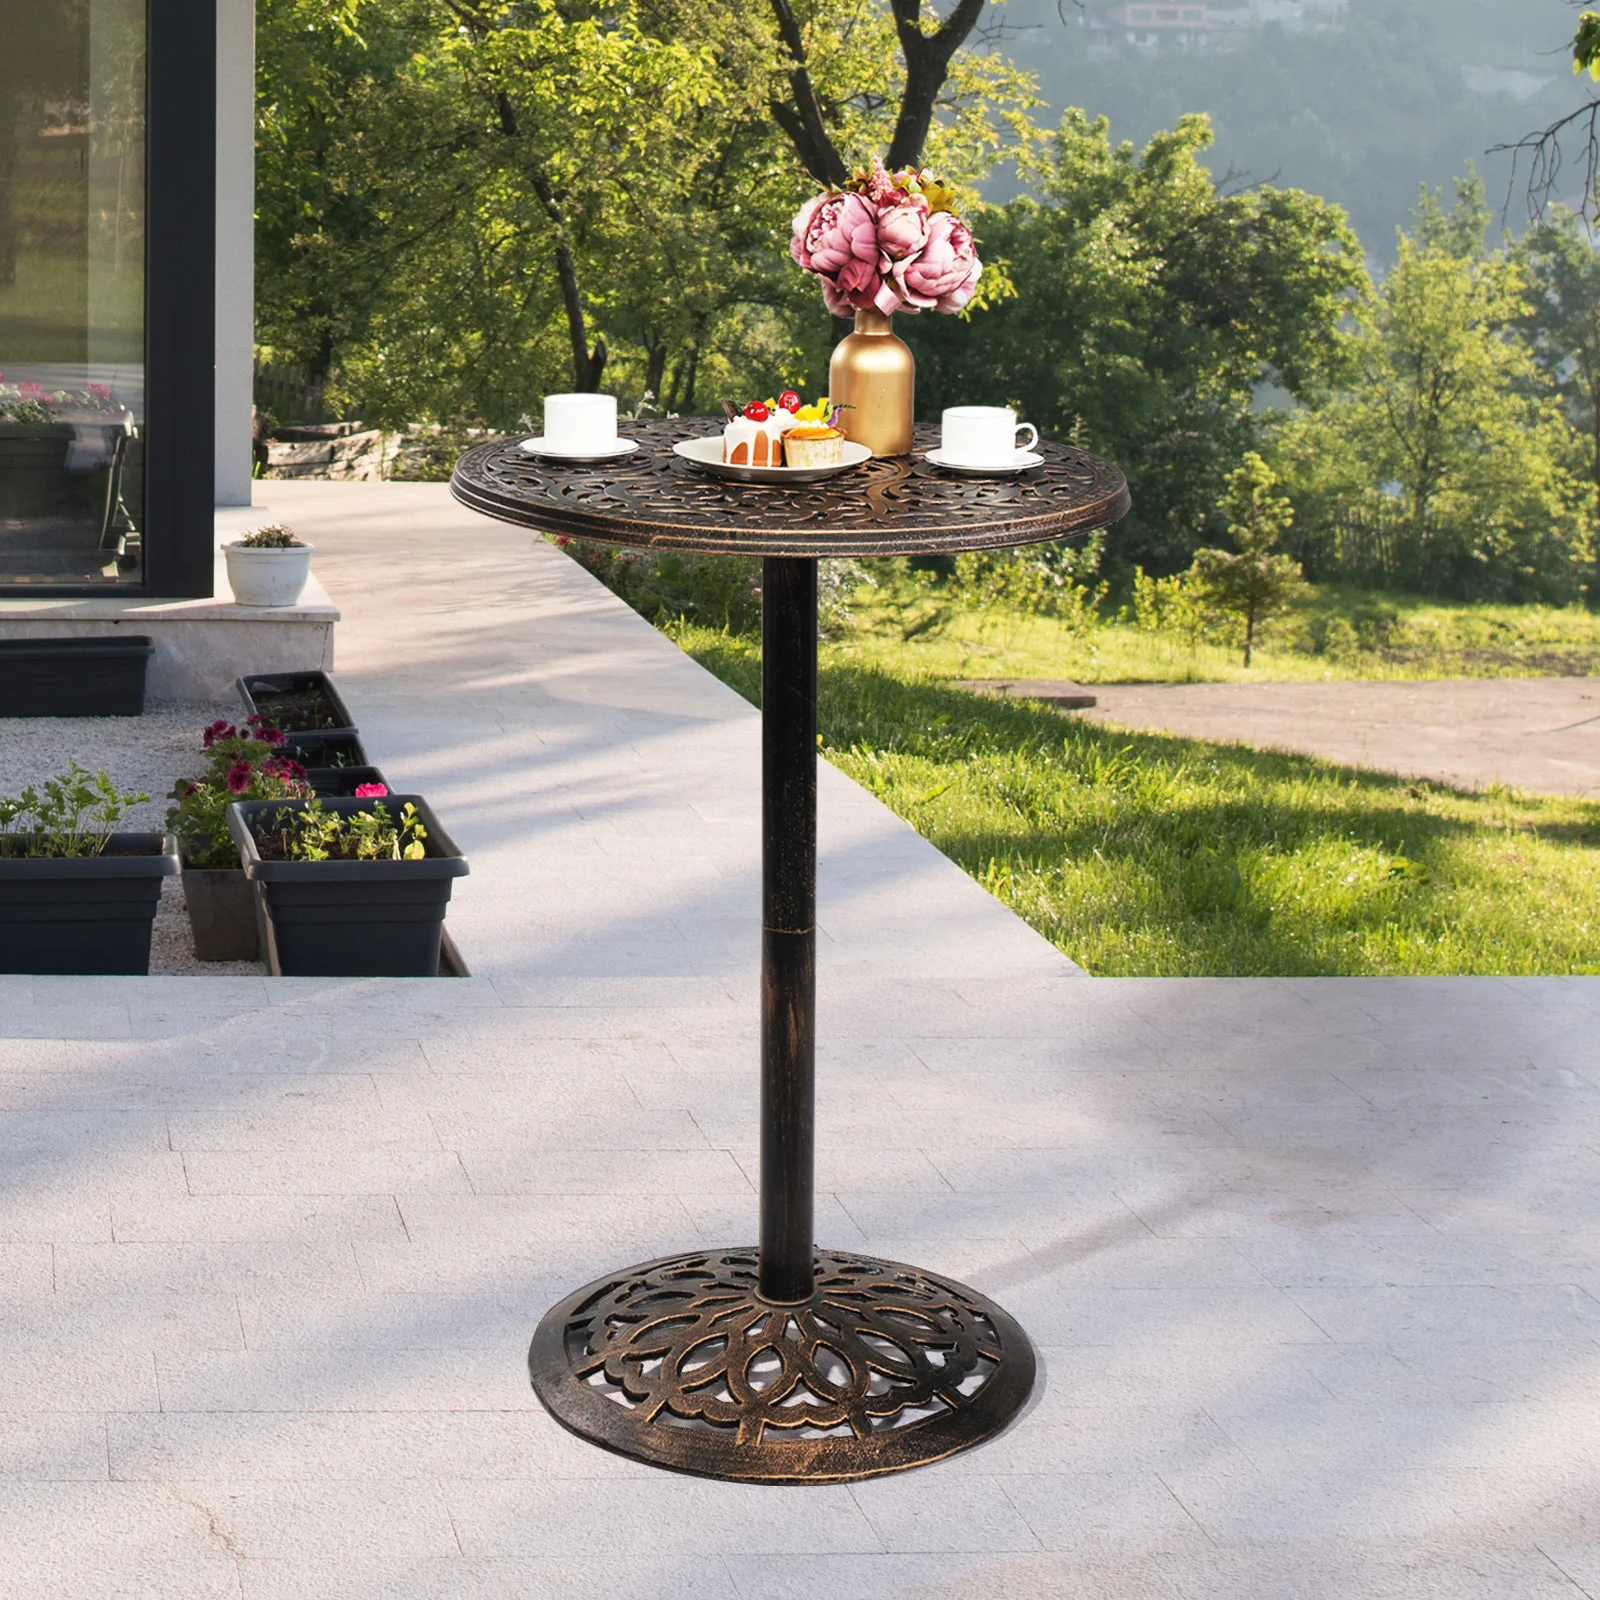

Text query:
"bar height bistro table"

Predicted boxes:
[[452, 418, 1130, 1483]]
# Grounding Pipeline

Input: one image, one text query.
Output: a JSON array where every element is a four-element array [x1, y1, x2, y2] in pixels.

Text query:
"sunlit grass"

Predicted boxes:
[[671, 623, 1600, 977], [841, 569, 1600, 685]]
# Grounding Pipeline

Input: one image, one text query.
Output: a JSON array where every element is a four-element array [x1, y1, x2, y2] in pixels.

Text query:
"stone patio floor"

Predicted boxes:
[[3, 480, 1600, 1599]]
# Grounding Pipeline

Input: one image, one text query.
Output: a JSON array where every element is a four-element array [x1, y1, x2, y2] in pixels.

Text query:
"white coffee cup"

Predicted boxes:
[[543, 393, 617, 453], [941, 406, 1038, 466]]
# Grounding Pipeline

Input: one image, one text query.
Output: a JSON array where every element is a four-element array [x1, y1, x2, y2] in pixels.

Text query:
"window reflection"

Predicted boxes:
[[0, 0, 145, 586]]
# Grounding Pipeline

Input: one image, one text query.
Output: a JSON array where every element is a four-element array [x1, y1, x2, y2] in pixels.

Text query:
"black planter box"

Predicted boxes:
[[0, 833, 178, 973], [275, 730, 369, 768], [0, 636, 154, 716], [227, 796, 468, 977], [237, 671, 356, 735], [303, 765, 389, 799], [181, 866, 259, 962]]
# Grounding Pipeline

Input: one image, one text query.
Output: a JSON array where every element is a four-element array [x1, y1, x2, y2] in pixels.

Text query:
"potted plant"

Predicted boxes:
[[0, 763, 177, 974], [236, 670, 355, 734], [223, 524, 316, 608], [226, 793, 468, 977], [167, 717, 312, 961]]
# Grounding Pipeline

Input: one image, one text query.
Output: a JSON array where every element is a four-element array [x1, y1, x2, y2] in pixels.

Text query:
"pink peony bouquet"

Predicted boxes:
[[790, 157, 982, 318]]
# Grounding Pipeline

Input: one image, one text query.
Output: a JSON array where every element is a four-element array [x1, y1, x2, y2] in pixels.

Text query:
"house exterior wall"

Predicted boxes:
[[215, 0, 255, 506]]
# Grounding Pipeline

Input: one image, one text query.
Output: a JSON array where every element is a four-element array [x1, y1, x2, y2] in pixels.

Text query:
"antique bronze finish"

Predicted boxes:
[[451, 420, 1130, 1483], [451, 419, 1130, 557], [528, 1248, 1037, 1483], [828, 308, 916, 458]]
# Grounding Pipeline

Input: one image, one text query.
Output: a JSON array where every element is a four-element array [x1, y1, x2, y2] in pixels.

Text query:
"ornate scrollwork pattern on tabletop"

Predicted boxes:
[[453, 419, 1130, 558], [528, 1248, 1037, 1482]]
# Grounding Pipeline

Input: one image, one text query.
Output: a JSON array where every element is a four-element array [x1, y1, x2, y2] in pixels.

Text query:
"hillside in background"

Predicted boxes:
[[991, 0, 1594, 255]]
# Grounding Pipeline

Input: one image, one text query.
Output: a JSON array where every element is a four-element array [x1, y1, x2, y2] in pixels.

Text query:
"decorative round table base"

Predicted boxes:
[[528, 1247, 1036, 1484]]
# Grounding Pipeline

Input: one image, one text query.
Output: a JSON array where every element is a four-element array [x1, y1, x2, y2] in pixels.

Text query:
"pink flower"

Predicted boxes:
[[225, 760, 252, 794], [893, 210, 982, 313], [791, 191, 881, 313], [875, 190, 931, 264], [88, 383, 111, 400], [202, 719, 237, 748], [354, 783, 388, 798], [262, 757, 306, 782]]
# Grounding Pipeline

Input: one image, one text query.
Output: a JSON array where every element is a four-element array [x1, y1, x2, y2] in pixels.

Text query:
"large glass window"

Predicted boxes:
[[0, 0, 146, 586]]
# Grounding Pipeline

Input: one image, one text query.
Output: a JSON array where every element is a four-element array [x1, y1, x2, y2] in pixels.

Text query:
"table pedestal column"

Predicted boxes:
[[527, 558, 1036, 1483]]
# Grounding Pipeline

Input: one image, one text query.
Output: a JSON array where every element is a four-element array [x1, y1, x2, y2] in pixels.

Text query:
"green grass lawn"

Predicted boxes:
[[673, 623, 1600, 977], [846, 569, 1600, 685]]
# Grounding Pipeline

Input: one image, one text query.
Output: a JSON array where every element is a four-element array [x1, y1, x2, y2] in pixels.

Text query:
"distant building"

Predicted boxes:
[[1084, 4, 1244, 51]]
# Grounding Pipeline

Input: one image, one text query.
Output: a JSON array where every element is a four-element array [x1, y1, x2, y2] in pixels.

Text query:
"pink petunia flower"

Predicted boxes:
[[225, 761, 252, 795], [202, 719, 237, 748], [354, 783, 388, 798]]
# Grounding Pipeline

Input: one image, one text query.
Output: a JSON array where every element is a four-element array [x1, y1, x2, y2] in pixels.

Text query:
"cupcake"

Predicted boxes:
[[783, 424, 845, 469]]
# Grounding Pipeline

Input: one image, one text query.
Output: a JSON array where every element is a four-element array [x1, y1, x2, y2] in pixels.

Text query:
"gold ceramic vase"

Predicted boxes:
[[828, 307, 914, 457]]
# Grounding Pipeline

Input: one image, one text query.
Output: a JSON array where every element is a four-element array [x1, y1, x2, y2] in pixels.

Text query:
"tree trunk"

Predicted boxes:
[[0, 98, 18, 289], [643, 338, 668, 408], [1243, 602, 1255, 668], [495, 89, 606, 393], [885, 0, 988, 171], [768, 0, 989, 183], [682, 340, 702, 413], [1591, 385, 1600, 609]]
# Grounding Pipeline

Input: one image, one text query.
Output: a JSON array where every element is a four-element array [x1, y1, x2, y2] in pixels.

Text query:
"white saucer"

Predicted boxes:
[[518, 437, 640, 463], [925, 448, 1044, 477], [672, 435, 871, 485]]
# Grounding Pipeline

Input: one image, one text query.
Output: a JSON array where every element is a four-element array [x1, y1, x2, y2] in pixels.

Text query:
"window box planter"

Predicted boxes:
[[0, 415, 133, 552], [0, 636, 154, 716], [0, 833, 178, 973], [302, 766, 389, 799], [237, 671, 356, 736], [180, 865, 258, 962], [226, 796, 468, 977], [275, 730, 369, 767]]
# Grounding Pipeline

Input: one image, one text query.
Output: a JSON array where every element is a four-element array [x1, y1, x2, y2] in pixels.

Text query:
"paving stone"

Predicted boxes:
[[3, 485, 1598, 1596]]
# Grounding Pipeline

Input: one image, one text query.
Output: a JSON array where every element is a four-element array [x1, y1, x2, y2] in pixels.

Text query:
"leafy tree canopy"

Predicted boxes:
[[905, 111, 1365, 573]]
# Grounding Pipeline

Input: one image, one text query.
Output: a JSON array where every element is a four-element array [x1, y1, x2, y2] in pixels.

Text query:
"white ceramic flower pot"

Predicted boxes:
[[224, 542, 315, 608]]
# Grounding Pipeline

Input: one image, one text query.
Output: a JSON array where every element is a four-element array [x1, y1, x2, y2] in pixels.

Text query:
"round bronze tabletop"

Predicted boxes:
[[452, 418, 1129, 558]]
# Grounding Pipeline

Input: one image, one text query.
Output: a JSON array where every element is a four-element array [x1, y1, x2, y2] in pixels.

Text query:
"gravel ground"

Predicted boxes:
[[0, 698, 266, 976]]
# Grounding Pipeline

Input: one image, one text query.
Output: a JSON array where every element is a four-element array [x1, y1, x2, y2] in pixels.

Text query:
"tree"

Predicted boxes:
[[1188, 453, 1306, 668], [254, 0, 1040, 413], [1276, 175, 1592, 603], [1496, 6, 1600, 223], [1518, 209, 1600, 591], [905, 111, 1366, 573]]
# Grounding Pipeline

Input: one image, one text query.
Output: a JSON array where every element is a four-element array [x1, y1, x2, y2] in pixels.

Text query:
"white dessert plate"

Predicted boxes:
[[518, 436, 640, 463], [673, 435, 872, 485], [925, 448, 1044, 477]]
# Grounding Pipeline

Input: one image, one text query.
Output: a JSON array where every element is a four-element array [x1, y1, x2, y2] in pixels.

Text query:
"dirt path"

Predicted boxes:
[[1080, 678, 1600, 798]]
